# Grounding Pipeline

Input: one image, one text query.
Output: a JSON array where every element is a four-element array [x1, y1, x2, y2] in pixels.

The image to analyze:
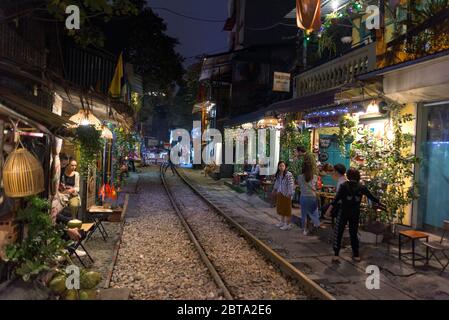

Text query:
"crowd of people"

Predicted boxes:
[[270, 145, 385, 263]]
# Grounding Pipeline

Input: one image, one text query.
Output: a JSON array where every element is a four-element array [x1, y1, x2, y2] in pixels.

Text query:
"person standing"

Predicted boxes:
[[297, 165, 321, 235], [333, 163, 348, 192], [326, 168, 384, 263], [273, 161, 295, 231], [327, 163, 348, 221], [295, 145, 317, 176], [164, 152, 176, 176]]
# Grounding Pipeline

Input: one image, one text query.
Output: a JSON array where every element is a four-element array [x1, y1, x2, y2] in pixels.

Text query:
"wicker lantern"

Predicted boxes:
[[3, 147, 45, 198]]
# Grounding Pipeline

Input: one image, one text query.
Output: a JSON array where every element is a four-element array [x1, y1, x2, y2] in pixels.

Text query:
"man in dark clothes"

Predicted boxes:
[[326, 168, 385, 263]]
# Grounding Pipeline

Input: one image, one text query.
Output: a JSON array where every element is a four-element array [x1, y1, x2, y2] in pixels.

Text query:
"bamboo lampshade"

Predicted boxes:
[[3, 148, 45, 198]]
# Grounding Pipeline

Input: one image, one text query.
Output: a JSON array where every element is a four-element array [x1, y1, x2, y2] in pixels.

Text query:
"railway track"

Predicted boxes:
[[162, 166, 335, 300]]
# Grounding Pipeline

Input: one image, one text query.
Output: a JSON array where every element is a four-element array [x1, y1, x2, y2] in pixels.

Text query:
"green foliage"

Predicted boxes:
[[318, 32, 337, 58], [280, 122, 311, 178], [338, 115, 357, 154], [352, 105, 420, 224], [74, 125, 104, 177], [5, 197, 68, 282], [390, 0, 449, 62], [113, 128, 138, 158], [45, 0, 139, 48]]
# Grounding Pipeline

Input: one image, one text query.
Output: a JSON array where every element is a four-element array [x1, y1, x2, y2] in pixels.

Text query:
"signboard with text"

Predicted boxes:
[[273, 72, 290, 92]]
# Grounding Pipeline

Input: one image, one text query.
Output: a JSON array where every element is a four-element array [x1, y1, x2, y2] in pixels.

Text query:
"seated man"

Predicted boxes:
[[246, 164, 261, 195]]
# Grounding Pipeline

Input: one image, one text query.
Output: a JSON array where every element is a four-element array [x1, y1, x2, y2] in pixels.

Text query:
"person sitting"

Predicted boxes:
[[59, 159, 81, 220], [246, 164, 261, 195]]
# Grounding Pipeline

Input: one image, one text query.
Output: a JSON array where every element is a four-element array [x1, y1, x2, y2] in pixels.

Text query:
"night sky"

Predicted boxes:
[[146, 0, 229, 66]]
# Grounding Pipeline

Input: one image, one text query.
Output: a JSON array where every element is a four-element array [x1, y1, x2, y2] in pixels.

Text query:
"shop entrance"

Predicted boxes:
[[419, 102, 449, 229]]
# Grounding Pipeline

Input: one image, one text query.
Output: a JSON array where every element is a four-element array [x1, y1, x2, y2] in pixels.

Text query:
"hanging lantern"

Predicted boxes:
[[257, 116, 279, 129], [69, 110, 102, 130], [3, 147, 44, 198], [101, 126, 113, 139], [296, 0, 321, 32]]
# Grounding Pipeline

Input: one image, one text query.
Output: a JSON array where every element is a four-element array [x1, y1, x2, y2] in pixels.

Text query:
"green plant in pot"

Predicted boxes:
[[5, 196, 69, 281], [352, 104, 419, 232]]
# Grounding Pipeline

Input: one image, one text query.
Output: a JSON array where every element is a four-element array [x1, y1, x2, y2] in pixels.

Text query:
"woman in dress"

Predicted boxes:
[[273, 161, 295, 231]]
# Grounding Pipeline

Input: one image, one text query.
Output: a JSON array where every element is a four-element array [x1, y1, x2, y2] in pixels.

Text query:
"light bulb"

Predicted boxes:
[[332, 0, 339, 11], [366, 101, 379, 114]]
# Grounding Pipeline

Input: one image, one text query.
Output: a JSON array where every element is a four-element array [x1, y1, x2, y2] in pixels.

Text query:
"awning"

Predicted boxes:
[[0, 90, 74, 137], [266, 88, 339, 114], [226, 108, 269, 127], [226, 88, 339, 127]]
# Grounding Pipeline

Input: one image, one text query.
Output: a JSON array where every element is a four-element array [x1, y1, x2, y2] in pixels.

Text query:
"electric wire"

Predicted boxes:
[[150, 7, 227, 23]]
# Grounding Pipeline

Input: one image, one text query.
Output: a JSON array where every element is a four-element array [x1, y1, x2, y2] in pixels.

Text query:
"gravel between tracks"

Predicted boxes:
[[109, 169, 222, 300], [166, 173, 308, 300]]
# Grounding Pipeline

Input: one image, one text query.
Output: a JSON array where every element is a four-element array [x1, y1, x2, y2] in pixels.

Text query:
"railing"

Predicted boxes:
[[0, 23, 46, 69], [382, 8, 449, 67], [64, 45, 116, 95], [295, 42, 376, 97]]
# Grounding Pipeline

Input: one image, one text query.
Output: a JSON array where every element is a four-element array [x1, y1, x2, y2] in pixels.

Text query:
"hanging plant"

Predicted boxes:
[[73, 125, 104, 178]]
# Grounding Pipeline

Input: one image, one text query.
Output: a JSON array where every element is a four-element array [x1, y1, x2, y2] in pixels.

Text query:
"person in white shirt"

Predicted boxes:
[[333, 163, 348, 192], [328, 163, 348, 222]]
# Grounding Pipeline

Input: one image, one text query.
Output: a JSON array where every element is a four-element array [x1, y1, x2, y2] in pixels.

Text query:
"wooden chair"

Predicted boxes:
[[423, 220, 449, 274], [68, 223, 95, 267]]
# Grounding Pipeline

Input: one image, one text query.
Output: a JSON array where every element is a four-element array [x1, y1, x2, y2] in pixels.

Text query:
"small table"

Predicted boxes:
[[87, 206, 113, 241], [399, 230, 429, 267]]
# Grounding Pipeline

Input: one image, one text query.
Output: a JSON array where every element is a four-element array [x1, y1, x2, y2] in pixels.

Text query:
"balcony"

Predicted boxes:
[[381, 7, 449, 68], [64, 45, 116, 95], [0, 23, 46, 70], [295, 42, 376, 97]]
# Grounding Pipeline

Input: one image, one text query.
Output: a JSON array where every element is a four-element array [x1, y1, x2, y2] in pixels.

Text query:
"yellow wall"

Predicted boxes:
[[400, 103, 417, 226], [312, 127, 339, 150]]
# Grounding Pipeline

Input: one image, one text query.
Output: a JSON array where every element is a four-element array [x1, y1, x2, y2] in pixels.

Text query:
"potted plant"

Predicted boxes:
[[351, 104, 420, 240], [4, 196, 69, 282]]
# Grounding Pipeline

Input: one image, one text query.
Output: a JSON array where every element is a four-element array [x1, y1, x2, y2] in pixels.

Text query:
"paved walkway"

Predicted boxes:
[[181, 169, 449, 300]]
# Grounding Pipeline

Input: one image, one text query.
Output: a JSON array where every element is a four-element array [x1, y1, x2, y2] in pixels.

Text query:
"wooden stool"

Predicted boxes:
[[399, 230, 429, 267]]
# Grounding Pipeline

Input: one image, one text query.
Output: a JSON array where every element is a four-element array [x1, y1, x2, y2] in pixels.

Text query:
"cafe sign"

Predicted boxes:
[[273, 72, 290, 92]]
